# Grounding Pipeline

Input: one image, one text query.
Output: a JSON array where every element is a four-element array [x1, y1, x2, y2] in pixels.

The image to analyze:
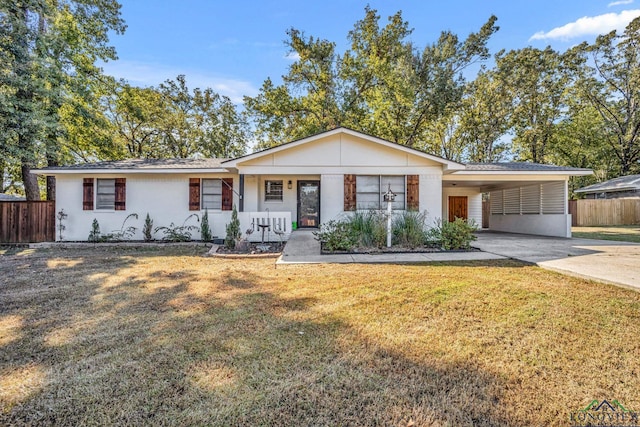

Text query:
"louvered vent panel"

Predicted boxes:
[[503, 188, 521, 214], [541, 182, 565, 214], [490, 190, 503, 214], [521, 184, 541, 214]]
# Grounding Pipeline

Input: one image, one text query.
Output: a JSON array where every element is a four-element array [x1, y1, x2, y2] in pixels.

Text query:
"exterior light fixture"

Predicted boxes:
[[287, 180, 292, 189]]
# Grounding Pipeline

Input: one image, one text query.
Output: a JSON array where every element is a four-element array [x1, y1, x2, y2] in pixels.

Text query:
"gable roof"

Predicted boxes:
[[33, 158, 230, 174], [463, 162, 592, 173], [575, 174, 640, 193], [222, 127, 466, 170]]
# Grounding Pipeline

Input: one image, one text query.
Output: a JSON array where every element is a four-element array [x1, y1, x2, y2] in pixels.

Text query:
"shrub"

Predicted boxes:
[[200, 209, 212, 242], [155, 214, 199, 242], [313, 220, 357, 252], [225, 205, 241, 249], [347, 210, 386, 248], [143, 213, 154, 241], [106, 213, 139, 241], [88, 218, 102, 242], [428, 217, 478, 250], [393, 210, 428, 248]]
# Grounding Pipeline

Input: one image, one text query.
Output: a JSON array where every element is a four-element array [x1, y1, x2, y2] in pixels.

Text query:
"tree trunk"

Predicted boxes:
[[21, 159, 41, 200], [46, 176, 56, 201]]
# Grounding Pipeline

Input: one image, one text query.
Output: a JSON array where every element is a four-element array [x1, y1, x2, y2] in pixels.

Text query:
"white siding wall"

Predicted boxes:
[[420, 170, 443, 226], [55, 174, 239, 241], [442, 187, 483, 226], [320, 174, 344, 223]]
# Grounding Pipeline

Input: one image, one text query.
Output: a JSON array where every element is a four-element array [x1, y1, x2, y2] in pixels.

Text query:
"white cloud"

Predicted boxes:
[[529, 9, 640, 41], [99, 60, 258, 104], [284, 51, 300, 61], [609, 0, 634, 7]]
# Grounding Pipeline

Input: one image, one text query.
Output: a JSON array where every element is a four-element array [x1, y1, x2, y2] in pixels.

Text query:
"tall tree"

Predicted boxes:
[[244, 7, 498, 152], [496, 47, 574, 164], [576, 17, 640, 175], [0, 0, 125, 199], [457, 68, 511, 162], [245, 29, 340, 148]]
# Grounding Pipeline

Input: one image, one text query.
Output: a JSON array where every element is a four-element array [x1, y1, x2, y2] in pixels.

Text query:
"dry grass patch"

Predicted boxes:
[[573, 225, 640, 243], [1, 246, 639, 426]]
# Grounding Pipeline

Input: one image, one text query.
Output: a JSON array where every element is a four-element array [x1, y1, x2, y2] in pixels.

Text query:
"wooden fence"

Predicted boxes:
[[571, 199, 640, 226], [0, 201, 56, 243]]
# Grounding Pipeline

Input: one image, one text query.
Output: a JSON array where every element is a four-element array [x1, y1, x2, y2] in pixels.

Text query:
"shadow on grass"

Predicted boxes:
[[0, 248, 566, 425]]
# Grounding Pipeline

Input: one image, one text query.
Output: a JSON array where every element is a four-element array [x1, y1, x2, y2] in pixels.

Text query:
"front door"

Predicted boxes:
[[448, 196, 468, 222], [297, 181, 320, 228]]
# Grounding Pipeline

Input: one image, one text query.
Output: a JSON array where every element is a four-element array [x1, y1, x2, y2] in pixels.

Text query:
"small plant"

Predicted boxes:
[[88, 218, 102, 242], [56, 209, 68, 240], [313, 220, 357, 252], [225, 205, 241, 249], [105, 213, 139, 241], [155, 214, 199, 242], [346, 210, 386, 248], [427, 217, 478, 250], [393, 210, 428, 248], [143, 213, 154, 242], [200, 208, 212, 242]]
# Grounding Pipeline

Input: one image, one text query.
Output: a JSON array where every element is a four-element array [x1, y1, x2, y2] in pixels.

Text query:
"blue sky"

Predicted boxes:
[[101, 0, 640, 103]]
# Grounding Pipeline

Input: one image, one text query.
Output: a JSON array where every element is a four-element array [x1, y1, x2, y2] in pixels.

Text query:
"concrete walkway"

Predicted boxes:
[[278, 230, 640, 291], [277, 230, 505, 264], [473, 231, 640, 291]]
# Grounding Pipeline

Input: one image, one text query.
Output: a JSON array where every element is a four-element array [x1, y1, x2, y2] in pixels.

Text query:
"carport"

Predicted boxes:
[[443, 163, 592, 238]]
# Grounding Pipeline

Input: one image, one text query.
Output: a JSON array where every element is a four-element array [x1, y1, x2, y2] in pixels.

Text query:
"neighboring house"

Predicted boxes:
[[0, 193, 26, 201], [575, 174, 640, 199], [33, 127, 592, 241]]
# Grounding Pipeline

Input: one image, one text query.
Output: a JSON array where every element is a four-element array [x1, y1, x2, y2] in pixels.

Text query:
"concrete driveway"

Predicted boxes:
[[473, 231, 640, 291]]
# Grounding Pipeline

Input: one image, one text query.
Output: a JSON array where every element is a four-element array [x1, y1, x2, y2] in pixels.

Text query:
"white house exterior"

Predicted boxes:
[[35, 128, 592, 241]]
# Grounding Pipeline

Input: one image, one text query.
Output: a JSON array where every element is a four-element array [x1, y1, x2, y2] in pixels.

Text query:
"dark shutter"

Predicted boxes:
[[114, 178, 126, 211], [222, 178, 233, 211], [406, 175, 419, 211], [344, 174, 356, 211], [189, 178, 200, 211], [83, 178, 94, 210]]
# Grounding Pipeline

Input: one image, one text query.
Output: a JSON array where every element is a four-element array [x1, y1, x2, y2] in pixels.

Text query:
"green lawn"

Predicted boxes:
[[572, 225, 640, 243], [1, 246, 639, 426]]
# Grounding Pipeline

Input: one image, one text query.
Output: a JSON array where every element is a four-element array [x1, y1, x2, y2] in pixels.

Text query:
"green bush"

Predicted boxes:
[[155, 214, 199, 242], [200, 209, 212, 242], [143, 213, 154, 241], [225, 205, 241, 249], [393, 210, 428, 248], [347, 210, 387, 248], [88, 218, 102, 242], [427, 217, 478, 250], [313, 220, 357, 252]]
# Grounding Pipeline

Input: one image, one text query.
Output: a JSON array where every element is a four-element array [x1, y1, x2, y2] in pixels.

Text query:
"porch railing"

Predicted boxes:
[[238, 211, 292, 243]]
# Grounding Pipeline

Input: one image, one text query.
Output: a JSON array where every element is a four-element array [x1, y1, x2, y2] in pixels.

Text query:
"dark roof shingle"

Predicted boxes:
[[464, 162, 591, 172], [41, 158, 229, 171]]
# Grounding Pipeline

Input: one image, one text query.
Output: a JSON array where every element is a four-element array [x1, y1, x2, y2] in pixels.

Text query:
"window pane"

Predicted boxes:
[[383, 176, 405, 210], [96, 179, 115, 210], [202, 179, 222, 193], [265, 180, 283, 201], [201, 179, 222, 209], [356, 176, 379, 192]]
